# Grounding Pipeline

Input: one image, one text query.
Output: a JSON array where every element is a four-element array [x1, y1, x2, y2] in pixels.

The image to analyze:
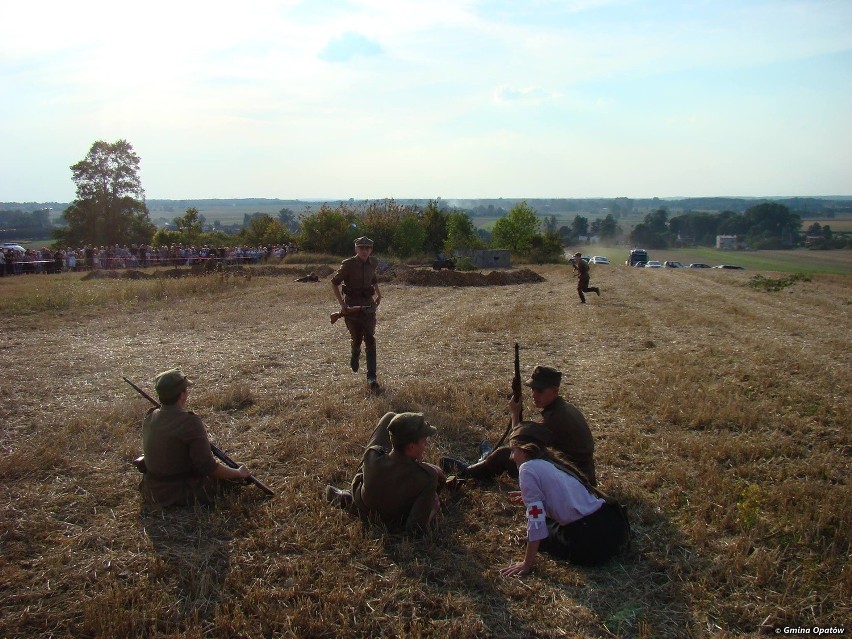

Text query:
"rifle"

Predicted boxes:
[[123, 376, 274, 496], [330, 305, 371, 324], [495, 342, 522, 448]]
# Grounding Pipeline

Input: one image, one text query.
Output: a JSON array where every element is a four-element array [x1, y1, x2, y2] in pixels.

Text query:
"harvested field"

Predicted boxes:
[[1, 261, 849, 638]]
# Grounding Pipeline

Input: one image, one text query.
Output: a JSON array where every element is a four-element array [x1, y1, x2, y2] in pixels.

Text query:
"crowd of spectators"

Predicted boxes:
[[0, 242, 300, 277]]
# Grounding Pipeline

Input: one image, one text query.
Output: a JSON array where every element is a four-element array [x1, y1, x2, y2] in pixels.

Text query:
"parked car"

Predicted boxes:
[[626, 248, 648, 266], [663, 261, 684, 268], [688, 263, 711, 268], [632, 261, 647, 267], [589, 256, 610, 265], [713, 264, 745, 270], [644, 260, 662, 268]]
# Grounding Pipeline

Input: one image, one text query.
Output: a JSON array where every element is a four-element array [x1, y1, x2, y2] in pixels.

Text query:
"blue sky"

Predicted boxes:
[[1, 0, 851, 202]]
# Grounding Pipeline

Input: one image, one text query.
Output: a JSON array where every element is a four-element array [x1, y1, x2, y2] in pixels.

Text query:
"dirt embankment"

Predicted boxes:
[[82, 263, 546, 286]]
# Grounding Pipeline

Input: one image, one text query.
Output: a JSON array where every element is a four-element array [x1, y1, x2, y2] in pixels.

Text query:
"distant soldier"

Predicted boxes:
[[139, 369, 251, 507], [572, 252, 600, 304], [294, 272, 319, 282], [331, 236, 383, 390], [325, 412, 443, 535]]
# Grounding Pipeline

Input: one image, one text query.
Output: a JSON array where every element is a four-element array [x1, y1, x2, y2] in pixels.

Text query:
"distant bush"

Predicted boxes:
[[748, 272, 811, 292], [455, 256, 477, 271]]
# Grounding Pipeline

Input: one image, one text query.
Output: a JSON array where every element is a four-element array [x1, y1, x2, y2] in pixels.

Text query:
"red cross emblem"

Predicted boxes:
[[528, 505, 543, 519]]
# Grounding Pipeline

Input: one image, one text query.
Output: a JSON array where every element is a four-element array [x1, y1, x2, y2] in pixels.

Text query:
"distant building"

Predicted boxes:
[[716, 235, 738, 250]]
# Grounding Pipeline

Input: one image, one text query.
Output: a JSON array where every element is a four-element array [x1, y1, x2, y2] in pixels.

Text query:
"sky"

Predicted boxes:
[[2, 0, 851, 202]]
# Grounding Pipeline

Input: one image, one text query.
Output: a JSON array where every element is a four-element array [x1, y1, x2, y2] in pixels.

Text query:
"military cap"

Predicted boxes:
[[354, 236, 374, 247], [524, 365, 563, 390], [153, 368, 193, 400], [573, 251, 582, 257], [509, 421, 552, 447], [387, 412, 437, 449]]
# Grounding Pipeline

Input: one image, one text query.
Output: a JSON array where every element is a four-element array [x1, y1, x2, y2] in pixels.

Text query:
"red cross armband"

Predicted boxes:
[[526, 501, 546, 529]]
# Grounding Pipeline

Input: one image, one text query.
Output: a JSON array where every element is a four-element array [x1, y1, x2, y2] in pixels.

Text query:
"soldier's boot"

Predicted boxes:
[[464, 446, 515, 481], [350, 347, 360, 372], [366, 351, 378, 388], [593, 287, 601, 296], [440, 456, 469, 475]]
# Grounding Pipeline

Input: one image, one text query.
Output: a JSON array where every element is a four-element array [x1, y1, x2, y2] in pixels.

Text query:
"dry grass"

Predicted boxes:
[[1, 262, 849, 638]]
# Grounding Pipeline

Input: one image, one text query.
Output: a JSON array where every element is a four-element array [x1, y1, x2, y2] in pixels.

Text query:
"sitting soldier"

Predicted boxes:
[[139, 369, 251, 507], [442, 365, 597, 486]]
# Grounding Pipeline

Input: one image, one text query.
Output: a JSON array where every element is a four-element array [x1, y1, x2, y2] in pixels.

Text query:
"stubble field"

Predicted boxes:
[[1, 257, 850, 638]]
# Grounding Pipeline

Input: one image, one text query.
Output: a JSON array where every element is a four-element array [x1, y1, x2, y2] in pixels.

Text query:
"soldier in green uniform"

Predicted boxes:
[[331, 236, 383, 389], [572, 252, 600, 304], [139, 369, 251, 507], [325, 412, 444, 535], [442, 365, 597, 486]]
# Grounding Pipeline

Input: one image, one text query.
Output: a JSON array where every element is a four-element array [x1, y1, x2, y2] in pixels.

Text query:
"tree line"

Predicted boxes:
[[628, 205, 850, 250], [25, 139, 851, 257]]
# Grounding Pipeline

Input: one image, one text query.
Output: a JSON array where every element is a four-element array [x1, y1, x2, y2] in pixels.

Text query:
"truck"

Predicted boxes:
[[626, 248, 648, 267]]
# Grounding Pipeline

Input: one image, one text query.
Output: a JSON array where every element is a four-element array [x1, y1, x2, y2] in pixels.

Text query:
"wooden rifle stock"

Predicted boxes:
[[330, 305, 368, 324], [123, 376, 274, 496], [495, 342, 522, 448]]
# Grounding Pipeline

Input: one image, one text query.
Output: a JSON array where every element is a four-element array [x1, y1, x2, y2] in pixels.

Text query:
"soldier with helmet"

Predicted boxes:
[[331, 236, 383, 390], [139, 369, 251, 507]]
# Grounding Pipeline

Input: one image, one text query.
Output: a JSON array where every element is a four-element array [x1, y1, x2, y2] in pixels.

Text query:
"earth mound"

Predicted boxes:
[[380, 266, 545, 287]]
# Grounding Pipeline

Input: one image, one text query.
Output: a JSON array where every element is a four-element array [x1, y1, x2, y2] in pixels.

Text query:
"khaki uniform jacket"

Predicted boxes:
[[352, 412, 439, 534], [331, 255, 378, 306], [540, 396, 597, 486], [140, 404, 220, 507]]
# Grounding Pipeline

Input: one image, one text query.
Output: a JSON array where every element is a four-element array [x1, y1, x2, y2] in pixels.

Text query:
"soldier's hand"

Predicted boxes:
[[508, 397, 522, 419]]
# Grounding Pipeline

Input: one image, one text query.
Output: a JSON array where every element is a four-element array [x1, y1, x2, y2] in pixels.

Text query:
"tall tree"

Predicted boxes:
[[173, 207, 203, 245], [55, 140, 154, 246], [299, 204, 358, 255], [598, 213, 620, 239], [571, 215, 589, 239], [420, 200, 449, 254], [491, 201, 540, 252], [444, 211, 482, 252]]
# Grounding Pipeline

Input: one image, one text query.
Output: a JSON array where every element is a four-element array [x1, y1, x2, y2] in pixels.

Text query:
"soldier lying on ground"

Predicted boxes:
[[325, 412, 444, 535]]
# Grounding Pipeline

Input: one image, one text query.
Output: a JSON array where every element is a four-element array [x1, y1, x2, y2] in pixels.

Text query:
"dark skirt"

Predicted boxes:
[[539, 501, 629, 566]]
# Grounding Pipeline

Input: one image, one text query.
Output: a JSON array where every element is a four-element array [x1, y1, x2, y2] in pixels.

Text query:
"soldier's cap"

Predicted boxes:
[[388, 412, 437, 448], [153, 368, 193, 400], [354, 236, 374, 247], [573, 252, 582, 257], [524, 365, 563, 390], [510, 421, 551, 447]]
